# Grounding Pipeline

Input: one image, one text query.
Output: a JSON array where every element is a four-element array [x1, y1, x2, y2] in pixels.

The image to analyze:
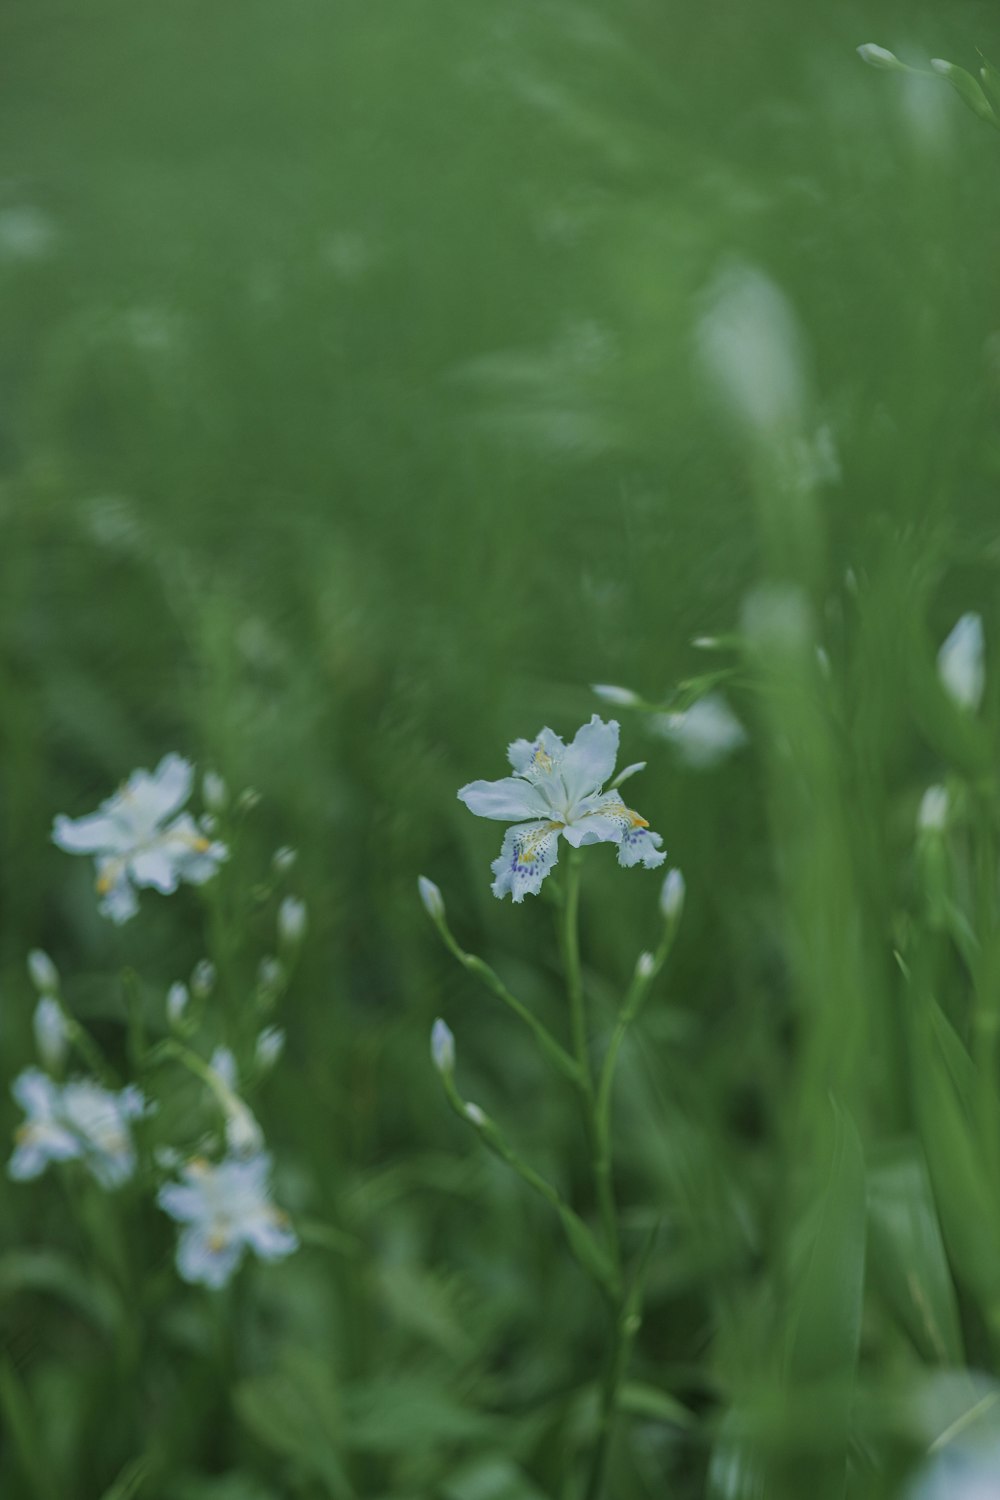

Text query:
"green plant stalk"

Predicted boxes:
[[584, 1220, 660, 1500], [434, 918, 581, 1085], [971, 792, 1000, 1186], [562, 850, 619, 1270]]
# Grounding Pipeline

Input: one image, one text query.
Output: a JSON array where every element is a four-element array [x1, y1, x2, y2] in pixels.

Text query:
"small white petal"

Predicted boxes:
[[559, 715, 620, 804], [457, 776, 551, 822], [490, 822, 561, 902]]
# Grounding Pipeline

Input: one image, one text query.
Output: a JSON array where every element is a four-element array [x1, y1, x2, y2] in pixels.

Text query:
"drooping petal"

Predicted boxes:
[[245, 1211, 299, 1261], [12, 1067, 58, 1119], [490, 821, 561, 902], [176, 1225, 244, 1288], [129, 847, 182, 893], [52, 812, 129, 854], [616, 826, 667, 869], [457, 777, 550, 822], [97, 866, 140, 924], [559, 716, 619, 803]]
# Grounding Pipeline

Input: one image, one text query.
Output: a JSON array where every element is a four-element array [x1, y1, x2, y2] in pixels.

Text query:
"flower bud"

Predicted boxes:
[[431, 1017, 455, 1075], [33, 996, 68, 1070], [27, 949, 59, 996], [210, 1046, 238, 1091], [465, 1102, 486, 1127], [225, 1098, 265, 1156], [255, 1025, 286, 1071], [938, 613, 985, 713], [660, 868, 686, 923], [278, 895, 308, 947], [418, 876, 445, 922], [190, 959, 216, 1000], [236, 786, 261, 814], [591, 683, 641, 708], [257, 956, 286, 997], [202, 770, 229, 813], [166, 981, 190, 1028], [272, 845, 297, 875], [918, 785, 949, 834], [636, 951, 655, 979], [857, 43, 905, 71]]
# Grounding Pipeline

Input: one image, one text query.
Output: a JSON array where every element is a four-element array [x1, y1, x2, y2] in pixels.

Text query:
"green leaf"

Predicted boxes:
[[930, 59, 999, 127], [343, 1375, 500, 1454], [441, 1456, 550, 1500], [234, 1349, 353, 1500], [0, 1250, 122, 1337], [867, 1139, 964, 1365], [0, 1357, 58, 1500], [98, 1458, 150, 1500], [618, 1380, 696, 1429]]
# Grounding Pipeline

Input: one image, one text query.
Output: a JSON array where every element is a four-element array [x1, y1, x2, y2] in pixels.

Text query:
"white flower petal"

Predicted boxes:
[[131, 753, 194, 823], [245, 1213, 299, 1261], [616, 827, 666, 869], [506, 727, 566, 776], [129, 847, 182, 893], [559, 715, 619, 803], [176, 1225, 244, 1288], [52, 812, 128, 854], [457, 776, 550, 822], [97, 870, 140, 924], [490, 822, 561, 902]]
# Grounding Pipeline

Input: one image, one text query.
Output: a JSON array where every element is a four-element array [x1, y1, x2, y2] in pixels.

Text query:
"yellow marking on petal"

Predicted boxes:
[[96, 871, 114, 895], [532, 746, 553, 772], [629, 811, 649, 829], [187, 1155, 210, 1174], [208, 1229, 230, 1252]]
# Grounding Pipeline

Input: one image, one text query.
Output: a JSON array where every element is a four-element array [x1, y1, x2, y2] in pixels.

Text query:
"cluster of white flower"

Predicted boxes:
[[9, 754, 300, 1291]]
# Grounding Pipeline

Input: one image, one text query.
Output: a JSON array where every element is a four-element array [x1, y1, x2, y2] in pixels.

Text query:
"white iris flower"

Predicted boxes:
[[52, 753, 228, 923], [9, 1068, 146, 1188], [157, 1153, 299, 1289], [458, 715, 666, 902]]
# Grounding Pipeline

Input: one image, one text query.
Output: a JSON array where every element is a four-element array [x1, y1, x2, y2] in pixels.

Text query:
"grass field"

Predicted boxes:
[[4, 1, 1000, 1496]]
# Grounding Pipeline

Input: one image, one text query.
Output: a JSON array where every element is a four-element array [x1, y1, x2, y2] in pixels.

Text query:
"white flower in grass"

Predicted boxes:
[[8, 1069, 145, 1188], [27, 949, 59, 995], [52, 754, 228, 923], [209, 1048, 264, 1157], [650, 694, 746, 770], [458, 715, 666, 902], [157, 1153, 298, 1289], [255, 1026, 285, 1071], [277, 895, 307, 947], [938, 613, 985, 713]]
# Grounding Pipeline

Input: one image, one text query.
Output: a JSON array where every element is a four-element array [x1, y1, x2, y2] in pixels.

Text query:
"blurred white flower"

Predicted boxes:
[[418, 875, 445, 921], [8, 1069, 145, 1188], [918, 785, 950, 833], [277, 895, 307, 947], [906, 1436, 1000, 1500], [697, 263, 809, 437], [167, 982, 190, 1028], [33, 997, 68, 1071], [591, 683, 641, 708], [431, 1018, 455, 1075], [27, 949, 59, 995], [209, 1047, 238, 1092], [458, 716, 666, 902], [938, 613, 985, 713], [255, 1026, 285, 1071], [52, 754, 228, 923], [157, 1153, 298, 1289], [660, 868, 686, 923], [636, 951, 655, 979], [465, 1102, 487, 1126], [650, 695, 747, 770]]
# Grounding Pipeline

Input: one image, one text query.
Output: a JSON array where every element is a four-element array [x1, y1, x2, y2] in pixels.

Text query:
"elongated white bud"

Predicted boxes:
[[418, 876, 446, 922], [660, 868, 686, 923], [272, 845, 297, 875], [918, 785, 949, 833], [167, 982, 190, 1027], [256, 1025, 286, 1070], [202, 770, 229, 813], [27, 949, 59, 995], [431, 1018, 455, 1075], [33, 996, 68, 1070], [591, 683, 641, 708], [191, 959, 216, 1000], [857, 43, 905, 71], [636, 951, 655, 979], [278, 895, 308, 946], [938, 613, 985, 713]]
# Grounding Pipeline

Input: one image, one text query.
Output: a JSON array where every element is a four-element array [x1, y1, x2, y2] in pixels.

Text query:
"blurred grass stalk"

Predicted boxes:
[[702, 264, 870, 1495]]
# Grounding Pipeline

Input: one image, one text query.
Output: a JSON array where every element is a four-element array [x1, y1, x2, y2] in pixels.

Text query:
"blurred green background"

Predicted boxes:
[[3, 0, 1000, 1495]]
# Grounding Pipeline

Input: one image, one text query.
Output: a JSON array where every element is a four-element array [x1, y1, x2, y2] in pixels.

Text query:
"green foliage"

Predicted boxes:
[[3, 0, 1000, 1496]]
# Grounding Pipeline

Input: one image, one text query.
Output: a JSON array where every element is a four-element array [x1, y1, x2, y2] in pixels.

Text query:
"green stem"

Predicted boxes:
[[562, 850, 619, 1276], [972, 793, 1000, 1185]]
